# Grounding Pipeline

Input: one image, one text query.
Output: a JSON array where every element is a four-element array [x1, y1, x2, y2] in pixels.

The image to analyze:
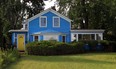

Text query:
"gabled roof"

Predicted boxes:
[[28, 9, 71, 22]]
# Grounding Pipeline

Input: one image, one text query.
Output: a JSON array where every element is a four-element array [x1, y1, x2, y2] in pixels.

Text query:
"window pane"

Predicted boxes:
[[91, 34, 95, 40], [41, 17, 46, 26], [62, 36, 66, 43], [78, 34, 82, 41], [96, 34, 101, 40], [34, 36, 38, 41], [54, 18, 59, 27], [83, 34, 91, 40]]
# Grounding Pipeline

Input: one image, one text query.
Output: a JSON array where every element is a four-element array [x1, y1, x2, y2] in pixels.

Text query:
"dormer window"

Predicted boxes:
[[53, 17, 60, 27], [40, 16, 47, 27]]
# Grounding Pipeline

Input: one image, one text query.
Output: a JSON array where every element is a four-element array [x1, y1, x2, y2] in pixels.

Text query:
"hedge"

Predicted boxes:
[[26, 40, 116, 55], [26, 41, 85, 55]]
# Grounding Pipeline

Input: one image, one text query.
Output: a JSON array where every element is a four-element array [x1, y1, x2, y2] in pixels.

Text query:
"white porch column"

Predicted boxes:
[[76, 34, 78, 41], [100, 33, 103, 40], [95, 34, 97, 40], [23, 24, 26, 29]]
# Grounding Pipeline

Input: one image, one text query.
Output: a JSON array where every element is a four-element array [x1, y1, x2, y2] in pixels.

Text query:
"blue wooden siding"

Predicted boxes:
[[12, 32, 28, 45], [28, 11, 71, 42]]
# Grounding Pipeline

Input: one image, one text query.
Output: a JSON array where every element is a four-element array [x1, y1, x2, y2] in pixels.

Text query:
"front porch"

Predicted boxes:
[[71, 30, 104, 41]]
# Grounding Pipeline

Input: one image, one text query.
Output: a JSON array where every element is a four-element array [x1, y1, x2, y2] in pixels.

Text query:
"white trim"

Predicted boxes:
[[9, 30, 28, 32], [39, 16, 47, 27], [95, 34, 97, 40], [101, 33, 103, 40], [27, 20, 29, 41], [71, 30, 105, 33], [17, 34, 25, 50], [53, 16, 60, 27], [76, 34, 78, 41], [28, 9, 71, 22], [71, 33, 103, 35], [14, 33, 16, 43]]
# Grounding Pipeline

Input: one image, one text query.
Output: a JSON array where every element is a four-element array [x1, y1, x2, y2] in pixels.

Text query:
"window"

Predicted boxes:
[[40, 16, 47, 27], [25, 24, 28, 29], [34, 35, 38, 41], [44, 35, 58, 41], [53, 17, 60, 27], [78, 34, 82, 41], [62, 35, 66, 43]]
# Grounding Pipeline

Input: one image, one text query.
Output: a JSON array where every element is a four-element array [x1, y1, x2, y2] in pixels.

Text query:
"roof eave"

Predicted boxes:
[[9, 30, 28, 32]]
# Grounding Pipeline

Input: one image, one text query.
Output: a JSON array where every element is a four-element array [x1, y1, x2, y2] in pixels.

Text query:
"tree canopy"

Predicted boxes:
[[0, 0, 116, 47], [57, 0, 116, 40], [0, 0, 44, 47]]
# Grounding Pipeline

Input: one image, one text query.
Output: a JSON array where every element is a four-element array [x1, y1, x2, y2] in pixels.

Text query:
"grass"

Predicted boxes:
[[7, 53, 116, 69]]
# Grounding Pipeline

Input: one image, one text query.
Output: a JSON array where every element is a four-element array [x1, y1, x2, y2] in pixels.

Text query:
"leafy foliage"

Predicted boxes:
[[26, 41, 84, 55], [57, 0, 116, 40], [26, 40, 116, 55], [0, 49, 20, 69], [0, 0, 44, 48]]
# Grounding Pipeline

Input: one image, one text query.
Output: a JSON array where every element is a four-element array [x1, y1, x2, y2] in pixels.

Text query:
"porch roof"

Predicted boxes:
[[71, 29, 105, 33], [9, 30, 28, 32], [32, 29, 63, 35]]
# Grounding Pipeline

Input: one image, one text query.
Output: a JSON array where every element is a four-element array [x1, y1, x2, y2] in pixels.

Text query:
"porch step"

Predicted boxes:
[[19, 51, 26, 55]]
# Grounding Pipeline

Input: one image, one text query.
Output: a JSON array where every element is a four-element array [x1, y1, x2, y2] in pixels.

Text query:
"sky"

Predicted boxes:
[[44, 0, 57, 10]]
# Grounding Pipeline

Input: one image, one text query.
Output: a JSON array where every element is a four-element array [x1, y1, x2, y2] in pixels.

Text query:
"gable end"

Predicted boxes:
[[28, 9, 71, 22]]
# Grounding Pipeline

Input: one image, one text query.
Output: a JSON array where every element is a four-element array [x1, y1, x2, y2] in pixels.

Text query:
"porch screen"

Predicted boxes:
[[44, 35, 58, 41]]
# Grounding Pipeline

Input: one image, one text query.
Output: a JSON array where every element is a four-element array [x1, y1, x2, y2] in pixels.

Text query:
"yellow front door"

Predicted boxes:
[[17, 34, 25, 51]]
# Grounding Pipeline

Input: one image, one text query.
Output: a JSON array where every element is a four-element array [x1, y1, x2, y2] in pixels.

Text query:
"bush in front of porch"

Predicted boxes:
[[26, 40, 116, 56], [26, 41, 85, 55]]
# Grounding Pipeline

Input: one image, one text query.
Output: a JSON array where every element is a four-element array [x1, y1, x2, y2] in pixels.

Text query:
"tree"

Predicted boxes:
[[57, 0, 116, 40], [0, 0, 44, 48]]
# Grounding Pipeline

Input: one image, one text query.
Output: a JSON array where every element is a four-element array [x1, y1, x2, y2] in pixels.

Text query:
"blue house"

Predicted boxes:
[[9, 9, 104, 51]]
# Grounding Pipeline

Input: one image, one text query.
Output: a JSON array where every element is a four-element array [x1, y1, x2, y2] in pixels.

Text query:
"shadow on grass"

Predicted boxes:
[[20, 55, 116, 64]]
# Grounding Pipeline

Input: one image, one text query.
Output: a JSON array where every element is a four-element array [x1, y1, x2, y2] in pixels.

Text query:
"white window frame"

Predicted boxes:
[[53, 16, 60, 27], [40, 16, 47, 27], [33, 35, 40, 41]]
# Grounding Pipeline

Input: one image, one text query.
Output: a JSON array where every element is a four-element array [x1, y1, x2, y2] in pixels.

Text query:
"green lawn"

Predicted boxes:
[[7, 53, 116, 69]]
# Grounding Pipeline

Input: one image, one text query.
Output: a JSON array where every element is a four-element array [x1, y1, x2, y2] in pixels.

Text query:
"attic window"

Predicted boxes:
[[40, 16, 47, 27], [53, 17, 60, 27]]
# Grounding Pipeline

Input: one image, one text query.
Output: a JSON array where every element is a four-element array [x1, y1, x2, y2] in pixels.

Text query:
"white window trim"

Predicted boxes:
[[33, 35, 40, 41], [53, 16, 60, 27], [40, 16, 47, 27]]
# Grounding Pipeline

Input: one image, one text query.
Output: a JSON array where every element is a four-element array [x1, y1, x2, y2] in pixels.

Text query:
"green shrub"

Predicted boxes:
[[26, 40, 116, 55], [99, 40, 109, 46], [79, 40, 98, 51], [0, 49, 20, 69], [71, 42, 84, 53], [99, 40, 109, 52], [107, 41, 116, 52], [26, 41, 85, 55]]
